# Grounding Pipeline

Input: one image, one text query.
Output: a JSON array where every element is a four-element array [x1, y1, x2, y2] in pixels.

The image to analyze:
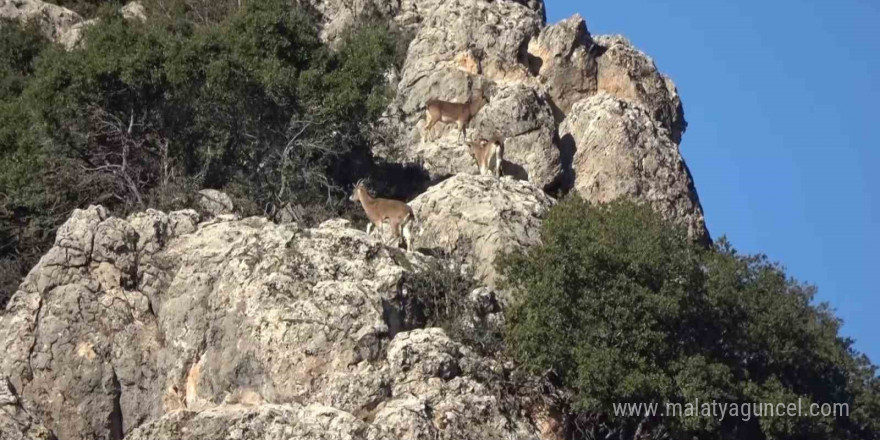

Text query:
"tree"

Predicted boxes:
[[0, 2, 403, 307], [500, 196, 879, 439]]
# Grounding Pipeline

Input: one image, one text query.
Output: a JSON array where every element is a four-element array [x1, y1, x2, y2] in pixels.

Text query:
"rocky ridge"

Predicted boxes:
[[0, 200, 551, 440]]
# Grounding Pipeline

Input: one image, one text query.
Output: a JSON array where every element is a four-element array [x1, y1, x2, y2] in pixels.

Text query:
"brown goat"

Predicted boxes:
[[349, 180, 415, 251], [422, 92, 487, 142], [466, 138, 503, 178]]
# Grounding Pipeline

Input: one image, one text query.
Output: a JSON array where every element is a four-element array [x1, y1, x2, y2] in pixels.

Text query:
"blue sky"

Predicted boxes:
[[544, 0, 879, 363]]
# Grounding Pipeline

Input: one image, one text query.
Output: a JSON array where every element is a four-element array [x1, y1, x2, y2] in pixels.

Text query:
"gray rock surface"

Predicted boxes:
[[594, 35, 687, 143], [559, 93, 709, 243], [389, 83, 563, 189], [396, 0, 543, 113], [410, 174, 555, 287], [0, 206, 546, 439], [526, 14, 598, 119], [0, 378, 54, 440], [375, 0, 552, 187]]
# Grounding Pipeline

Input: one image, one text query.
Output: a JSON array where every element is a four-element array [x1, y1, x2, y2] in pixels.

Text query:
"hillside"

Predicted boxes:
[[1, 1, 877, 439]]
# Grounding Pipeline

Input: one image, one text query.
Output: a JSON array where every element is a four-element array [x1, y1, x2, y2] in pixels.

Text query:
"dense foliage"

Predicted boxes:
[[501, 197, 880, 440], [0, 1, 404, 307]]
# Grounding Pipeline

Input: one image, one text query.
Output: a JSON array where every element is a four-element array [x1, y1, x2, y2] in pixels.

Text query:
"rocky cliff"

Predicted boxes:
[[0, 203, 554, 440], [369, 0, 707, 240], [1, 0, 712, 438]]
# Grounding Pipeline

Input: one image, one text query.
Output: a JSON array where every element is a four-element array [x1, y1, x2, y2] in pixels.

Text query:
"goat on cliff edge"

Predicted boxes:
[[422, 89, 487, 142], [466, 138, 503, 178], [349, 179, 415, 251]]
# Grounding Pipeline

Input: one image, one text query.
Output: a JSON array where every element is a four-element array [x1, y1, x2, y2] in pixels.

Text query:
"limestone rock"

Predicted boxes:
[[526, 13, 598, 119], [381, 0, 547, 171], [469, 84, 562, 188], [0, 207, 545, 439], [410, 174, 555, 286], [594, 35, 687, 142], [396, 0, 543, 119], [197, 189, 234, 216], [394, 84, 562, 189], [559, 93, 709, 243]]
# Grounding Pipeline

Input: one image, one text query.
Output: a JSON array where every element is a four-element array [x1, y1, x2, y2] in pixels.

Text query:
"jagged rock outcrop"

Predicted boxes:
[[396, 0, 543, 108], [411, 174, 555, 287], [559, 92, 709, 243], [0, 206, 546, 439], [526, 13, 598, 120], [391, 83, 562, 189], [373, 0, 566, 188], [594, 35, 687, 143], [374, 0, 697, 212]]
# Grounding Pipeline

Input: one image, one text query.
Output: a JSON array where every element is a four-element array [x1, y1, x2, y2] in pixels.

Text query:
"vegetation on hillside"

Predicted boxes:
[[500, 197, 880, 440], [2, 4, 876, 440], [0, 0, 405, 307]]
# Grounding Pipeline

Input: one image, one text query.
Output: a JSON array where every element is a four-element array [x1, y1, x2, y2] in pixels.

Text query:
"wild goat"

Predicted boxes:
[[466, 138, 503, 177], [349, 180, 415, 251], [422, 92, 486, 142]]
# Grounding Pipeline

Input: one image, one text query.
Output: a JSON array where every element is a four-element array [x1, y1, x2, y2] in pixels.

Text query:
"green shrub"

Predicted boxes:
[[0, 3, 403, 306], [500, 196, 879, 439], [51, 0, 114, 18], [395, 241, 505, 355]]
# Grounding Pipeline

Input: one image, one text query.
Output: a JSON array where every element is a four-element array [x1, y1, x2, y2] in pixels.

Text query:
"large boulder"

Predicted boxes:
[[559, 93, 709, 243], [526, 13, 598, 120], [594, 35, 687, 143], [0, 207, 546, 439], [410, 174, 555, 287]]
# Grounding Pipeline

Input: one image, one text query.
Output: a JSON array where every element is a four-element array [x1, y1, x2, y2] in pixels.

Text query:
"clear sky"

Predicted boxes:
[[544, 0, 879, 363]]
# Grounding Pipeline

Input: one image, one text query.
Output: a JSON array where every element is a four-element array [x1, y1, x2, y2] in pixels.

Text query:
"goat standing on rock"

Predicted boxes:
[[349, 179, 415, 251], [422, 90, 487, 142], [466, 138, 503, 178]]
